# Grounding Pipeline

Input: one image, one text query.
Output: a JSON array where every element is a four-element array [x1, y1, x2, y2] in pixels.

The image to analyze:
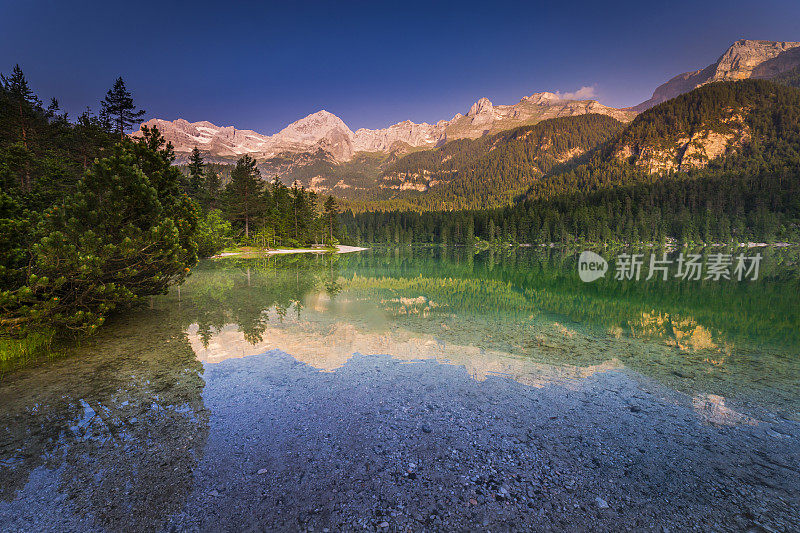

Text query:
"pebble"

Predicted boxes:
[[595, 497, 609, 509], [257, 468, 269, 474]]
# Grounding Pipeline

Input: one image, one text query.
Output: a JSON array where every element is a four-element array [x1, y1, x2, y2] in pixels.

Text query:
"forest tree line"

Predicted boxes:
[[181, 148, 343, 251], [341, 168, 799, 245]]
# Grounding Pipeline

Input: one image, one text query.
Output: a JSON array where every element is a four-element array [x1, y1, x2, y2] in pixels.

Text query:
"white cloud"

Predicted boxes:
[[555, 86, 597, 100]]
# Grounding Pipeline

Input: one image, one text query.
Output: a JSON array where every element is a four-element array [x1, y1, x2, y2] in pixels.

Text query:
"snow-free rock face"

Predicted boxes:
[[632, 40, 800, 112], [133, 92, 634, 164], [352, 120, 443, 153], [133, 118, 272, 157], [271, 110, 355, 162], [467, 97, 494, 117], [613, 112, 751, 174], [442, 95, 633, 140], [135, 111, 357, 162]]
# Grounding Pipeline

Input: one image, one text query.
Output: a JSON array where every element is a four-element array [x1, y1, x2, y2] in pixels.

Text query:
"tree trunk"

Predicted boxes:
[[244, 187, 250, 238], [18, 101, 31, 192]]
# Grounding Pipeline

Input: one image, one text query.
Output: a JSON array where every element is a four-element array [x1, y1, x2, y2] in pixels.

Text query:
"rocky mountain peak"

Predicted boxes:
[[712, 39, 800, 81], [277, 110, 353, 138], [468, 97, 494, 116], [134, 83, 639, 165], [632, 39, 800, 112], [270, 110, 355, 161], [522, 92, 561, 104]]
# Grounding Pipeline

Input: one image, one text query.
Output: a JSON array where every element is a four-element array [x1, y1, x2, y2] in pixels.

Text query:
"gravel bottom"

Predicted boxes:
[[169, 351, 799, 533], [1, 350, 798, 532]]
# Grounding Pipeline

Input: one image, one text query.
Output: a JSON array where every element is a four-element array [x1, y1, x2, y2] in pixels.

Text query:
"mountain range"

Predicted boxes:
[[133, 39, 800, 200], [137, 92, 632, 164]]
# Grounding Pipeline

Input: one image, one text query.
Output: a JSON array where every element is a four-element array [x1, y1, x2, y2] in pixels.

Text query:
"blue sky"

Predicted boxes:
[[1, 0, 798, 132]]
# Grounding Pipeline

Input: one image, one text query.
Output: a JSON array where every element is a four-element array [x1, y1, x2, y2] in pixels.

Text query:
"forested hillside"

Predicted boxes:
[[359, 114, 625, 210], [344, 80, 800, 244], [521, 80, 800, 200], [774, 65, 800, 88]]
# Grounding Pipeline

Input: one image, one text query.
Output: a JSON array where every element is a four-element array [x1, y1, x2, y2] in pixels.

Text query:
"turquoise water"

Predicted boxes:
[[1, 246, 798, 530], [181, 247, 800, 417]]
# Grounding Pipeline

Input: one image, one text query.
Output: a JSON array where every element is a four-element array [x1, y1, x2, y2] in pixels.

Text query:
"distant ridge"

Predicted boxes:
[[133, 93, 633, 164]]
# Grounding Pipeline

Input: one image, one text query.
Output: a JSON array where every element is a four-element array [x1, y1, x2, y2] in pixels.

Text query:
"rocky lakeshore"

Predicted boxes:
[[3, 350, 796, 532]]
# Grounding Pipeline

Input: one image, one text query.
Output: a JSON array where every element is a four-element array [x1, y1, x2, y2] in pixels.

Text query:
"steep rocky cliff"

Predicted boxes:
[[613, 112, 751, 174]]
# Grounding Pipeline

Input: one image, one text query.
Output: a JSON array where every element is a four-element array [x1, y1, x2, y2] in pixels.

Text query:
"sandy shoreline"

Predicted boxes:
[[211, 245, 368, 258]]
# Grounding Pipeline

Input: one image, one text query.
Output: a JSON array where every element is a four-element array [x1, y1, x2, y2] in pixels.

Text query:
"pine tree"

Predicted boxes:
[[225, 155, 264, 238], [72, 109, 114, 168], [204, 169, 221, 209], [45, 97, 60, 119], [100, 77, 146, 140], [1, 64, 42, 191], [464, 216, 475, 245], [1, 142, 197, 333], [2, 64, 39, 103], [323, 195, 339, 243], [187, 147, 205, 198]]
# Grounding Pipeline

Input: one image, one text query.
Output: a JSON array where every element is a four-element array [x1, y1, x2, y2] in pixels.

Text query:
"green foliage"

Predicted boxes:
[[215, 159, 344, 248], [1, 139, 198, 334], [224, 155, 264, 238], [187, 146, 205, 198], [0, 328, 55, 369], [195, 209, 233, 257], [323, 195, 339, 243], [0, 65, 199, 358]]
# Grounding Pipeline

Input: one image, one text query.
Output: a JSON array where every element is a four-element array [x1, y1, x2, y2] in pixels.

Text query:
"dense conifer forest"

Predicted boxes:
[[346, 114, 625, 210]]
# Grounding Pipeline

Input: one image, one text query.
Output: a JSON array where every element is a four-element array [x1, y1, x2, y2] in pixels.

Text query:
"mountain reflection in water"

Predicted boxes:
[[183, 247, 799, 417]]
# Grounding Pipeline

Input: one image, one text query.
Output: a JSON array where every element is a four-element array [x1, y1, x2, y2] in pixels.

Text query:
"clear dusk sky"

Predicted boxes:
[[1, 0, 798, 133]]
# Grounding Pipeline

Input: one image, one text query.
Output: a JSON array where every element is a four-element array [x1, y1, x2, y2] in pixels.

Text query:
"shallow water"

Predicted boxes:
[[1, 247, 799, 531]]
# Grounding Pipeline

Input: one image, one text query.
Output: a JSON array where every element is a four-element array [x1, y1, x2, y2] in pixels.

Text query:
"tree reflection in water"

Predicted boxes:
[[182, 248, 800, 417]]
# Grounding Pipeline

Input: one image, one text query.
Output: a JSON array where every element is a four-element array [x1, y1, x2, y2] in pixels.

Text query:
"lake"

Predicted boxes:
[[1, 247, 798, 531]]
